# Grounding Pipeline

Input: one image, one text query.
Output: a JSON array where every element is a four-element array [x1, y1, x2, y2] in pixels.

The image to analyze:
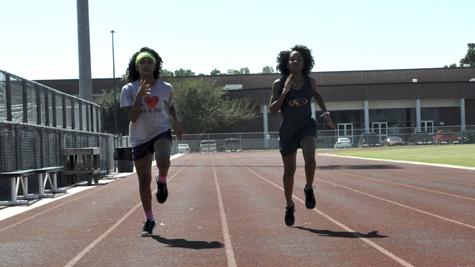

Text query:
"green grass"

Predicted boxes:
[[325, 144, 475, 167]]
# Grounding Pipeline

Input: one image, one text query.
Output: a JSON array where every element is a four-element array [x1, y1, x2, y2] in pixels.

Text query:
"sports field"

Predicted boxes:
[[328, 144, 475, 167]]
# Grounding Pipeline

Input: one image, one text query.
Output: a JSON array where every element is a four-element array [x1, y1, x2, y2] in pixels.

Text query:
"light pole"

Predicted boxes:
[[111, 29, 118, 133]]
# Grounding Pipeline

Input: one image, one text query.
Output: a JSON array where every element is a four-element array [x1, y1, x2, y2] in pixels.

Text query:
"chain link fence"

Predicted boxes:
[[154, 125, 475, 153], [0, 70, 118, 200]]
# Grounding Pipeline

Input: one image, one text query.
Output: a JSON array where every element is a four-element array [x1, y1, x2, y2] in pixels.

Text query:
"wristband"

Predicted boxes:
[[320, 111, 330, 118]]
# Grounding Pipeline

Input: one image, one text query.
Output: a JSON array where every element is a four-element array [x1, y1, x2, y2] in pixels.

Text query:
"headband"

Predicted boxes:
[[135, 51, 156, 66]]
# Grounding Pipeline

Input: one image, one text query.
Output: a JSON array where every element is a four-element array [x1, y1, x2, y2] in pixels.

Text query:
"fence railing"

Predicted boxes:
[[0, 70, 119, 200], [0, 121, 115, 173], [0, 121, 117, 200], [0, 69, 102, 131]]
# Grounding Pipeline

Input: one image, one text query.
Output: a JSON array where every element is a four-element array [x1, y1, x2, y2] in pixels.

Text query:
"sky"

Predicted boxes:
[[0, 0, 473, 80]]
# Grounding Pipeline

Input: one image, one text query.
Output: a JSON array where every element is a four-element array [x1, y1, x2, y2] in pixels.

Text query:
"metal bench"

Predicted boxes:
[[63, 147, 101, 185], [0, 169, 39, 206], [35, 166, 67, 198]]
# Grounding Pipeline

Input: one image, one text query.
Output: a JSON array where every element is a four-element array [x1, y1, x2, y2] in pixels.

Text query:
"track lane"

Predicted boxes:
[[215, 154, 410, 267], [234, 151, 475, 266], [1, 151, 474, 266], [68, 153, 230, 267]]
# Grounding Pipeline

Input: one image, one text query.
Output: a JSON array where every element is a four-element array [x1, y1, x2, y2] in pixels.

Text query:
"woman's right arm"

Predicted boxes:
[[124, 80, 149, 123], [127, 97, 143, 123], [269, 76, 292, 114]]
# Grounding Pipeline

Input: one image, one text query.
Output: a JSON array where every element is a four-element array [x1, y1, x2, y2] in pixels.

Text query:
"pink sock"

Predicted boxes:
[[158, 175, 167, 183], [145, 211, 154, 221]]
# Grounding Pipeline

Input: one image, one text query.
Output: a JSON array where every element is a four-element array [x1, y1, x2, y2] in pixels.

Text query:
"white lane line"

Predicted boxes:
[[0, 191, 93, 232], [341, 171, 475, 202], [249, 152, 475, 188], [64, 167, 185, 267], [312, 175, 475, 231], [321, 153, 475, 171], [212, 158, 237, 267], [0, 183, 112, 233], [64, 201, 143, 267], [0, 154, 185, 222], [241, 165, 414, 267], [238, 153, 475, 227]]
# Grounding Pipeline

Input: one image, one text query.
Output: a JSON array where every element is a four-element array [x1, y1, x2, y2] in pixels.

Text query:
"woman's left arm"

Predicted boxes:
[[166, 91, 184, 140], [311, 78, 336, 129]]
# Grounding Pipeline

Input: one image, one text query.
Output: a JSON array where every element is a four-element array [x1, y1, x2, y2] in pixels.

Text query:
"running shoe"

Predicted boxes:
[[156, 181, 168, 203], [285, 204, 295, 226], [141, 219, 156, 236], [304, 186, 316, 209]]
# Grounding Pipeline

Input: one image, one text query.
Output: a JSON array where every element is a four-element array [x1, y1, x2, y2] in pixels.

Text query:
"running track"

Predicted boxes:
[[0, 151, 474, 266]]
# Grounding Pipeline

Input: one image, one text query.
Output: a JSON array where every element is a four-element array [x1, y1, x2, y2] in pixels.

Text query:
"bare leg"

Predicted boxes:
[[282, 152, 297, 206], [300, 136, 316, 188], [134, 153, 153, 212], [154, 138, 171, 178]]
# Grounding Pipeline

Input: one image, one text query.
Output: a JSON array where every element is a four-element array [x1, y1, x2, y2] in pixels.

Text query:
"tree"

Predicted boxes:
[[229, 68, 251, 74], [459, 43, 475, 67], [174, 68, 195, 76], [210, 69, 221, 75], [239, 67, 250, 74], [95, 89, 129, 135], [173, 79, 256, 133], [261, 65, 276, 73], [443, 64, 457, 68], [161, 69, 174, 77]]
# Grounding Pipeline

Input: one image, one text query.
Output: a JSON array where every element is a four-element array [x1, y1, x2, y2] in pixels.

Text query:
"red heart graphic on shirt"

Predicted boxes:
[[144, 95, 159, 108]]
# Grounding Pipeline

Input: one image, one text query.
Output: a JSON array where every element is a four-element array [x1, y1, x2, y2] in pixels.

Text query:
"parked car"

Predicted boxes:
[[359, 133, 382, 147], [406, 132, 433, 145], [334, 137, 352, 149], [199, 140, 217, 152], [224, 138, 240, 152], [433, 130, 460, 144], [461, 130, 475, 144], [384, 136, 404, 146], [177, 143, 190, 153]]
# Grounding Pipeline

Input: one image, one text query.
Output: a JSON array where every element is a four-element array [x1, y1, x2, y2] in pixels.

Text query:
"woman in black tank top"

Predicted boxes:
[[269, 45, 335, 226]]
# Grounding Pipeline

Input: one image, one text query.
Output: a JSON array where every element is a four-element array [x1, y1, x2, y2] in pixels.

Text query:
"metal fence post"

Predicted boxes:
[[5, 73, 12, 121], [22, 79, 27, 123]]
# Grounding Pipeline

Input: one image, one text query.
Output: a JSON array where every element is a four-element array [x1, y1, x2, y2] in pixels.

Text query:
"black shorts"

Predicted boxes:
[[132, 130, 172, 161], [279, 119, 316, 157], [279, 131, 316, 157]]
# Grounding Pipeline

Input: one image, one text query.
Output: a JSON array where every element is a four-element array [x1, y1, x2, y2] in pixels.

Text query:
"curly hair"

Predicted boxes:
[[276, 45, 314, 79], [125, 47, 163, 82]]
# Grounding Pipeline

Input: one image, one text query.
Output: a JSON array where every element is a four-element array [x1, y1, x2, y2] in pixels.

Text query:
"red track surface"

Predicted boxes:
[[1, 151, 474, 266]]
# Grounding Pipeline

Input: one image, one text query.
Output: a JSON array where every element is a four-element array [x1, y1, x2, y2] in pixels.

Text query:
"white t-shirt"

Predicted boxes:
[[120, 80, 173, 147]]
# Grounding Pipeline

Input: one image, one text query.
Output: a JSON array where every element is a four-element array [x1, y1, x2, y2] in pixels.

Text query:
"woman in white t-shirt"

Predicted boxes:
[[120, 47, 183, 236]]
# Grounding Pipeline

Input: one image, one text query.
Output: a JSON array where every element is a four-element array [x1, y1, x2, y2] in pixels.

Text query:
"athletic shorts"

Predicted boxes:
[[279, 130, 316, 157], [279, 119, 316, 157], [132, 130, 172, 161]]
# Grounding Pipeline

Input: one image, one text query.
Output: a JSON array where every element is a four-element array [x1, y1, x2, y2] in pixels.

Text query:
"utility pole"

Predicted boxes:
[[111, 30, 118, 133], [77, 0, 93, 101]]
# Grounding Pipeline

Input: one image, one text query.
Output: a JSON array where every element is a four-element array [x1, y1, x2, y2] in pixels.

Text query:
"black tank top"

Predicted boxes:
[[278, 76, 316, 139]]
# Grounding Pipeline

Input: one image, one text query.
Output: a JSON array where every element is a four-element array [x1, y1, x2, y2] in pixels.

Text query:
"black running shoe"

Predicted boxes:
[[141, 219, 156, 236], [285, 204, 295, 226], [304, 186, 316, 209], [156, 181, 168, 203]]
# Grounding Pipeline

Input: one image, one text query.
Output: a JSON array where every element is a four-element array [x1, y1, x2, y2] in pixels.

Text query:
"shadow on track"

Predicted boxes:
[[151, 235, 224, 250], [295, 226, 387, 238]]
